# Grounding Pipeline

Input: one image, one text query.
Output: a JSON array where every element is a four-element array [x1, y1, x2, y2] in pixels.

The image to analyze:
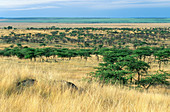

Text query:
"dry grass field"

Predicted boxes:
[[1, 23, 170, 28], [0, 55, 169, 112]]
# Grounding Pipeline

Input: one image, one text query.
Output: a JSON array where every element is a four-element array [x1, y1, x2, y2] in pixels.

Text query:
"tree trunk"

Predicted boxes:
[[130, 77, 133, 84], [84, 56, 88, 61], [143, 56, 146, 61], [137, 71, 141, 84], [158, 61, 161, 70], [146, 84, 152, 90], [34, 58, 36, 62], [96, 54, 99, 61]]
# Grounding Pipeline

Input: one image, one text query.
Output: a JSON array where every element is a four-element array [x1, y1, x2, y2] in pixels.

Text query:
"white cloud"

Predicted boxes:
[[0, 0, 61, 8], [12, 6, 60, 11], [0, 0, 170, 10], [91, 0, 170, 9]]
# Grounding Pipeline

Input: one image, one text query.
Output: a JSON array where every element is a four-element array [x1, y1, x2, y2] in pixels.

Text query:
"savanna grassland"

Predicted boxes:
[[1, 23, 170, 29], [0, 55, 169, 112], [0, 23, 169, 112]]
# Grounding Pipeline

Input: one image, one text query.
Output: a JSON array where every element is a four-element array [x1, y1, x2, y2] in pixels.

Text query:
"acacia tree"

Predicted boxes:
[[39, 43, 46, 47], [2, 48, 13, 57], [51, 31, 59, 36], [7, 26, 13, 30], [90, 48, 133, 85], [133, 46, 153, 61], [90, 47, 153, 87], [42, 48, 54, 61], [35, 48, 46, 62], [16, 43, 22, 48], [89, 47, 170, 90], [140, 71, 169, 90], [67, 49, 78, 60], [124, 56, 150, 84], [154, 48, 170, 70], [23, 48, 37, 61], [91, 62, 130, 85], [0, 50, 3, 57], [77, 49, 92, 60]]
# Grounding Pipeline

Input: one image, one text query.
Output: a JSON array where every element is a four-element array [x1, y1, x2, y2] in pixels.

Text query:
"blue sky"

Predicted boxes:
[[0, 0, 170, 17]]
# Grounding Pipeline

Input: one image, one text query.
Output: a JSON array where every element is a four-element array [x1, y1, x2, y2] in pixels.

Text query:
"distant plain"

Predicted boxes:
[[1, 18, 170, 23], [0, 18, 170, 28], [0, 23, 170, 29]]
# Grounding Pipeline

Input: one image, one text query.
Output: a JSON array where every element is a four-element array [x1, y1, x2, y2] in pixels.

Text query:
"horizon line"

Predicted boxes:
[[1, 17, 170, 19]]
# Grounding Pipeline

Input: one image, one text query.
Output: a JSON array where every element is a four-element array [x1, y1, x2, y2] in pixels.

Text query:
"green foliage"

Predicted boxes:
[[51, 31, 59, 36], [55, 45, 62, 47], [140, 71, 170, 89], [39, 43, 46, 47], [133, 46, 153, 61], [7, 26, 13, 30], [35, 48, 45, 58], [98, 44, 103, 49], [90, 48, 135, 85], [89, 47, 169, 90], [16, 43, 22, 48], [154, 48, 170, 70], [77, 49, 92, 60], [91, 62, 131, 84], [22, 48, 36, 61], [9, 45, 14, 48], [84, 42, 90, 47], [103, 48, 133, 63]]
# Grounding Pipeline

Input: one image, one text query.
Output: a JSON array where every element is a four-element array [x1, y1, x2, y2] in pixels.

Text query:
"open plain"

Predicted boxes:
[[0, 23, 169, 112], [0, 23, 170, 28]]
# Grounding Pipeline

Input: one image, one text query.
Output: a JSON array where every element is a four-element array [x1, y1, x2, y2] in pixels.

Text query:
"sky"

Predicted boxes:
[[0, 0, 170, 17]]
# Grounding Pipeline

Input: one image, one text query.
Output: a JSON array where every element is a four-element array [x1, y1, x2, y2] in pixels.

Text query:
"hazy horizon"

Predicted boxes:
[[1, 17, 170, 18]]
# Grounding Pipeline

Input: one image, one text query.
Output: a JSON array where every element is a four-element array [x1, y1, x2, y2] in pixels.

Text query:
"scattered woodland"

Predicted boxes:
[[0, 26, 169, 48], [0, 25, 169, 112]]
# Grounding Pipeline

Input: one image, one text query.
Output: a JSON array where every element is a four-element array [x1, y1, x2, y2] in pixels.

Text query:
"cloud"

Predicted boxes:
[[0, 0, 60, 8], [12, 6, 60, 11], [90, 0, 170, 9], [0, 0, 170, 10]]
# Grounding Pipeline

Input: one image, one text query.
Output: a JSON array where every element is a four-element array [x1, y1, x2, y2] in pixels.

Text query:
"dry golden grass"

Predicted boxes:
[[0, 29, 52, 36], [0, 56, 169, 112], [0, 23, 170, 28]]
